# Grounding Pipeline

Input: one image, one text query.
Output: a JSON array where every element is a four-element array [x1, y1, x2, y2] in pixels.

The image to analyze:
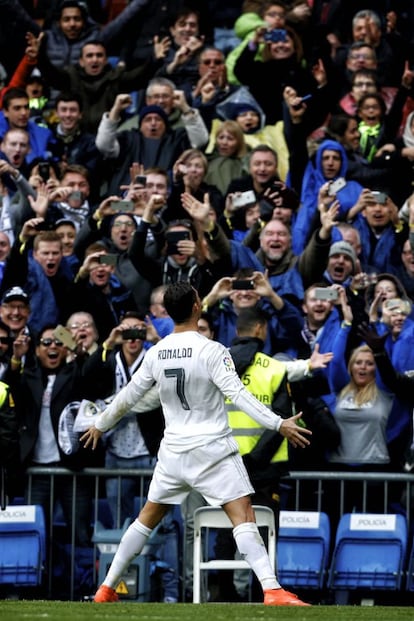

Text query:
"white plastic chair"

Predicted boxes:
[[193, 505, 276, 603]]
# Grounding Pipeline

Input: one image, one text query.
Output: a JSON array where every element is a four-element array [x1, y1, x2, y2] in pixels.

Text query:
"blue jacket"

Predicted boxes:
[[353, 216, 402, 273], [26, 252, 74, 334], [293, 140, 362, 254], [268, 267, 305, 306], [230, 240, 264, 273], [303, 306, 342, 413], [212, 296, 303, 357], [380, 320, 414, 443], [0, 112, 55, 164]]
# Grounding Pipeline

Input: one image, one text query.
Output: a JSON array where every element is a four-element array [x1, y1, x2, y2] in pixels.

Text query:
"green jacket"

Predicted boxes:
[[226, 13, 266, 85]]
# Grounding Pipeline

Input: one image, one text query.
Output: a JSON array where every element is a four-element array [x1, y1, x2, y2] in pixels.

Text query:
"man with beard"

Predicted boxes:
[[251, 207, 337, 308]]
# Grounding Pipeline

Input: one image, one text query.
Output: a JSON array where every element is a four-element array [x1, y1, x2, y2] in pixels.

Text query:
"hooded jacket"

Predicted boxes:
[[292, 139, 363, 254]]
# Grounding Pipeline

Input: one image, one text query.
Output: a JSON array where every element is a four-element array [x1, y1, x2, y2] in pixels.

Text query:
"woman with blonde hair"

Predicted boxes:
[[204, 120, 248, 195], [324, 287, 397, 526]]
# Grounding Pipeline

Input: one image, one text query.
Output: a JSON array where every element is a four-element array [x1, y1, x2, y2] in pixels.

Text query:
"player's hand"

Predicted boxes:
[[279, 413, 311, 448], [80, 426, 103, 450]]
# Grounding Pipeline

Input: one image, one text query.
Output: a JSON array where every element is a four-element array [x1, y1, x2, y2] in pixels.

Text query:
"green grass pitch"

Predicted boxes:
[[1, 601, 414, 621]]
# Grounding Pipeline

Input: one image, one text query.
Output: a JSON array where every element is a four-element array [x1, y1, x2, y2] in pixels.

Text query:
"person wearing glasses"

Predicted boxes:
[[74, 206, 154, 317], [334, 10, 405, 93], [339, 68, 379, 117], [119, 77, 209, 150], [0, 286, 37, 370], [192, 47, 238, 131], [70, 242, 139, 340], [6, 323, 100, 556], [65, 311, 99, 361]]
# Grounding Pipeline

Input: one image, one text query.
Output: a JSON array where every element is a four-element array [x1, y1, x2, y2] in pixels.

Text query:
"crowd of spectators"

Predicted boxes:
[[2, 0, 414, 602]]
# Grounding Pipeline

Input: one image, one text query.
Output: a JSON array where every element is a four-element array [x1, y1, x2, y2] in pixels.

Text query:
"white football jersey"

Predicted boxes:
[[96, 331, 282, 452]]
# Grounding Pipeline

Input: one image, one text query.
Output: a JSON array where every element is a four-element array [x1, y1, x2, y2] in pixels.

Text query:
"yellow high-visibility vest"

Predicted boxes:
[[226, 353, 288, 462], [0, 381, 11, 408]]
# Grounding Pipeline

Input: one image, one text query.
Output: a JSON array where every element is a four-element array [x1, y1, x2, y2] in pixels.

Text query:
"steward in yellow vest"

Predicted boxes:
[[215, 307, 294, 602], [226, 308, 293, 498]]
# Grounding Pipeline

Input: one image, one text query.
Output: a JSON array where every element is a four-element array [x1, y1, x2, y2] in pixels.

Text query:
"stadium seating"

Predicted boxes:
[[405, 540, 414, 591], [277, 510, 331, 589], [192, 505, 276, 603], [0, 504, 46, 586], [328, 513, 407, 597]]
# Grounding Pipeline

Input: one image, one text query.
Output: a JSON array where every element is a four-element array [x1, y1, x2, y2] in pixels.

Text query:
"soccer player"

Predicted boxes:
[[81, 281, 311, 606]]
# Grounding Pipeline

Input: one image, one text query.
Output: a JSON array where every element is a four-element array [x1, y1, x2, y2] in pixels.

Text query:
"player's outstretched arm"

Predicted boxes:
[[279, 413, 312, 448]]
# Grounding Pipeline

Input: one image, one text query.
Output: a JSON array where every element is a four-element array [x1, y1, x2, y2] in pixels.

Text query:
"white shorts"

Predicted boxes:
[[147, 435, 254, 506]]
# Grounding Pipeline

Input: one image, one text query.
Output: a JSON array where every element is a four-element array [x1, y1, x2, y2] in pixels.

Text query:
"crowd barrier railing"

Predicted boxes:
[[9, 468, 411, 600]]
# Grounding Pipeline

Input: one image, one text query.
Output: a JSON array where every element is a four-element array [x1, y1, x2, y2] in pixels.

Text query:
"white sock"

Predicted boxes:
[[233, 522, 280, 591], [103, 519, 152, 588]]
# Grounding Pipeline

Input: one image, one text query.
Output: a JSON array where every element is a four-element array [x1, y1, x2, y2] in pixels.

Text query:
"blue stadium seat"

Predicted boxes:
[[0, 504, 46, 586], [404, 540, 414, 591], [277, 510, 331, 589], [328, 513, 407, 593]]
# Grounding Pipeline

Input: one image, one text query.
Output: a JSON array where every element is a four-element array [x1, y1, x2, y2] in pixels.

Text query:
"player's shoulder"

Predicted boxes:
[[205, 339, 236, 371]]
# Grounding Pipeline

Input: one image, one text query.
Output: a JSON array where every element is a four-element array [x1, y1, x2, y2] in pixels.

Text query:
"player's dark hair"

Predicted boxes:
[[163, 282, 197, 324]]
